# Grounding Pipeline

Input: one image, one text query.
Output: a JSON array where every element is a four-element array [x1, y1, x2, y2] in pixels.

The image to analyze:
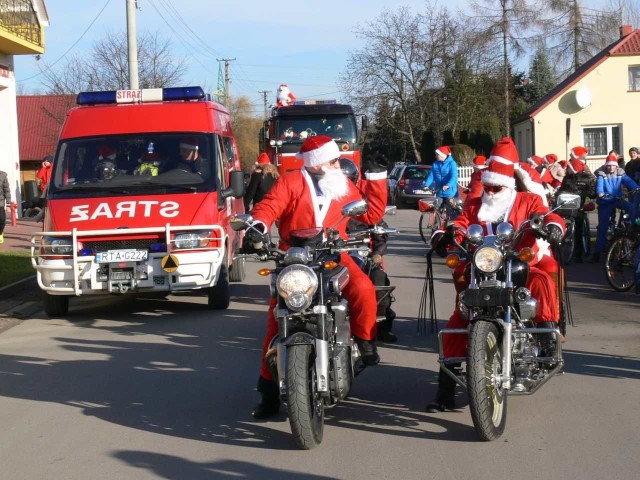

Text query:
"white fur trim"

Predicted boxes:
[[297, 140, 340, 167], [514, 168, 548, 206], [481, 170, 516, 189], [436, 149, 447, 157], [546, 221, 565, 235], [488, 155, 514, 165], [364, 171, 387, 181]]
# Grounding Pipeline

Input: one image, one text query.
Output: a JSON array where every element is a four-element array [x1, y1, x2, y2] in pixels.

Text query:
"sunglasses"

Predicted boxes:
[[483, 185, 504, 193]]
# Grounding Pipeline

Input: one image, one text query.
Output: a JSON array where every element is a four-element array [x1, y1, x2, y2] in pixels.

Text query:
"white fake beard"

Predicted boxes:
[[477, 188, 512, 223], [318, 167, 349, 199]]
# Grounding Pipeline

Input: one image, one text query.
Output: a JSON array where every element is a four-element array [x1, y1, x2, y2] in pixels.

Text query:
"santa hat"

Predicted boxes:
[[98, 146, 116, 160], [256, 153, 270, 165], [570, 146, 588, 161], [435, 145, 451, 157], [544, 153, 558, 165], [296, 135, 340, 168], [482, 137, 518, 189], [526, 155, 544, 168], [568, 159, 586, 174], [472, 155, 487, 170], [605, 153, 619, 166], [179, 138, 199, 151]]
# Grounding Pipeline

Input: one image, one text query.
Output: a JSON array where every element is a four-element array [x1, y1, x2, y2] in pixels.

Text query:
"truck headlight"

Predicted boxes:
[[43, 236, 73, 255], [276, 265, 318, 311], [473, 246, 503, 273], [173, 231, 210, 249]]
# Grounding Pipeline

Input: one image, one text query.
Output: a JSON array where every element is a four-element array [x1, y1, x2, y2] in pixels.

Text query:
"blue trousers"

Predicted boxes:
[[595, 199, 635, 253]]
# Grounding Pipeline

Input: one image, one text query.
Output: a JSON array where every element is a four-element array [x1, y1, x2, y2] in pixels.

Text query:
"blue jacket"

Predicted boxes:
[[424, 155, 458, 198], [596, 167, 639, 204]]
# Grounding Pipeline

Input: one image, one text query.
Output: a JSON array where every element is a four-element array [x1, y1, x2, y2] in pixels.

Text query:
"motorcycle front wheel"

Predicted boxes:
[[467, 321, 507, 441], [286, 344, 324, 449]]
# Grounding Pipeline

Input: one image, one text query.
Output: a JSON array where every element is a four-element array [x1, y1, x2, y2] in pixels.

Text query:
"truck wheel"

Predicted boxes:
[[44, 293, 69, 317], [229, 256, 246, 282], [208, 263, 230, 309]]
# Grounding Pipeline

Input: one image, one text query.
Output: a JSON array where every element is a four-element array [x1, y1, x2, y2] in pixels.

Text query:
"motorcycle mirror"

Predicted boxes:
[[496, 222, 514, 242], [467, 224, 484, 244], [385, 205, 397, 216], [230, 214, 253, 231], [341, 199, 368, 217]]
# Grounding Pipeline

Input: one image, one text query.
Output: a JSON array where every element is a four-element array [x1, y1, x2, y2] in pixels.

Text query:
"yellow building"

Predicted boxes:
[[513, 26, 640, 169], [0, 0, 48, 209]]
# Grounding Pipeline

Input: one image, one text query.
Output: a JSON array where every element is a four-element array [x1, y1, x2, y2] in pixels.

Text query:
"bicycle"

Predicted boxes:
[[552, 192, 594, 264], [604, 219, 640, 292], [418, 196, 463, 244]]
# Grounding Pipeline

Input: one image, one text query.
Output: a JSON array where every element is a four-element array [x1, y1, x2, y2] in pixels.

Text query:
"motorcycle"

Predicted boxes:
[[436, 213, 564, 441], [552, 192, 595, 264], [231, 200, 374, 449]]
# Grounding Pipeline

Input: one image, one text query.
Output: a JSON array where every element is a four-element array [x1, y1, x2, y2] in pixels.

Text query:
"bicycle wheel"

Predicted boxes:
[[604, 235, 637, 292], [580, 216, 591, 256], [419, 211, 436, 244]]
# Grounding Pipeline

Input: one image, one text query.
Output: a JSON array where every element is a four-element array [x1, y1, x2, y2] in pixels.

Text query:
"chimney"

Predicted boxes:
[[620, 25, 633, 38]]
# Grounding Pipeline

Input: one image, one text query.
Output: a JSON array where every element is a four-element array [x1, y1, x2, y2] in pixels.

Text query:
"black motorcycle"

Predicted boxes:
[[231, 200, 373, 449]]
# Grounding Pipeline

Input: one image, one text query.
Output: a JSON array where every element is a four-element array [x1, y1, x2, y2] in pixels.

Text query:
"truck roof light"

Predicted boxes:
[[77, 86, 206, 105], [291, 100, 337, 106]]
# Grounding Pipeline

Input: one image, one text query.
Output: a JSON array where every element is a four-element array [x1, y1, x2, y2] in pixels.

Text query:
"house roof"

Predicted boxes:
[[17, 94, 75, 161], [514, 28, 640, 124]]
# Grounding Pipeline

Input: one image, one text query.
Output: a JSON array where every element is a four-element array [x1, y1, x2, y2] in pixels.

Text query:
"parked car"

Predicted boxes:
[[388, 164, 434, 207]]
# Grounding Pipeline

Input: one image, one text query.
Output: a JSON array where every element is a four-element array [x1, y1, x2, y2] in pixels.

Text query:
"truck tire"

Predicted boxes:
[[44, 293, 69, 317], [208, 263, 230, 309], [229, 256, 246, 282]]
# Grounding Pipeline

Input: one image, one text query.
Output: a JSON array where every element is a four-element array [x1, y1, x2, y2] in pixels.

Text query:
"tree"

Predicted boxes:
[[39, 30, 186, 93], [228, 96, 263, 172], [469, 0, 539, 136], [524, 50, 556, 104]]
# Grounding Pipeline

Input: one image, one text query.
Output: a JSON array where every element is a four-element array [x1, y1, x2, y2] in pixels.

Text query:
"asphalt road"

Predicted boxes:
[[0, 209, 638, 480]]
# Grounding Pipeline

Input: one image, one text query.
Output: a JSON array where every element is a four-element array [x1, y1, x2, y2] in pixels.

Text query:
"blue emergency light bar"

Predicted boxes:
[[292, 100, 337, 105], [76, 86, 206, 105]]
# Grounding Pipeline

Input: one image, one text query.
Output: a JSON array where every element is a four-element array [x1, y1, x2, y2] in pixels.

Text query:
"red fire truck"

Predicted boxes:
[[31, 87, 246, 316], [260, 100, 367, 173]]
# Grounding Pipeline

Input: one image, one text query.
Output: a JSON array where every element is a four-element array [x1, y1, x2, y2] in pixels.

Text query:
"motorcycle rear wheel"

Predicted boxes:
[[467, 321, 507, 441], [286, 344, 324, 449], [604, 235, 637, 292]]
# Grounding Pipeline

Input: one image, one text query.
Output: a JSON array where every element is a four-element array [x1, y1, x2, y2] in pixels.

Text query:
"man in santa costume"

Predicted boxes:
[[247, 135, 388, 419], [464, 155, 487, 202], [426, 137, 565, 413]]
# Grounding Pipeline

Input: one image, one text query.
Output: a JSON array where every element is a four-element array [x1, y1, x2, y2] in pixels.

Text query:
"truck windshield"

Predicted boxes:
[[49, 133, 215, 197], [276, 115, 356, 145]]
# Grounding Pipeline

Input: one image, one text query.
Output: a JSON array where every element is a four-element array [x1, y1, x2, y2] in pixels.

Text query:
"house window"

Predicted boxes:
[[629, 66, 640, 91], [583, 125, 620, 156]]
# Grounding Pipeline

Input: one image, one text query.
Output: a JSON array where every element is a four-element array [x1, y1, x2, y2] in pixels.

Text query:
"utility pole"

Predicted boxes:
[[259, 90, 269, 119], [216, 58, 236, 108], [126, 0, 139, 89]]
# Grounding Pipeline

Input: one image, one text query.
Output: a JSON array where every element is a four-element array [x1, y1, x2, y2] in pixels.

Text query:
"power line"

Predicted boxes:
[[17, 0, 113, 83]]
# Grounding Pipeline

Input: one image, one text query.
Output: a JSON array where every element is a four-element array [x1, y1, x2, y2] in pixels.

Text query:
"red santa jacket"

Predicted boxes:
[[448, 190, 565, 267], [251, 169, 387, 249], [466, 169, 484, 202]]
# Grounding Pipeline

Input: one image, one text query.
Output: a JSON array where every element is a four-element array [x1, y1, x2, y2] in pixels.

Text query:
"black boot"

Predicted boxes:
[[252, 376, 281, 419], [377, 309, 397, 343], [426, 366, 459, 413], [354, 336, 380, 366], [537, 321, 558, 367]]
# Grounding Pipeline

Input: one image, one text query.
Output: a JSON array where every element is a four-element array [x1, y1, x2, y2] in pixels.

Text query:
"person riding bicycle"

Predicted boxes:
[[590, 154, 640, 263], [427, 137, 565, 413], [423, 145, 459, 219], [341, 158, 398, 343]]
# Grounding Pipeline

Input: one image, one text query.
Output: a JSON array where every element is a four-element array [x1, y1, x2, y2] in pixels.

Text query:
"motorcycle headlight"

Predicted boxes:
[[43, 236, 73, 255], [474, 246, 503, 273], [173, 231, 210, 249], [276, 265, 318, 311]]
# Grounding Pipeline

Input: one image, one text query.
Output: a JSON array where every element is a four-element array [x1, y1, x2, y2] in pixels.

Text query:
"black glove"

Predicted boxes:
[[365, 162, 387, 174], [245, 222, 267, 248], [546, 224, 563, 246], [430, 231, 451, 257]]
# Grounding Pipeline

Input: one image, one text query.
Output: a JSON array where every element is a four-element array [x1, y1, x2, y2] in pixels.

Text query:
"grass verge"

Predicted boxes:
[[0, 251, 34, 288]]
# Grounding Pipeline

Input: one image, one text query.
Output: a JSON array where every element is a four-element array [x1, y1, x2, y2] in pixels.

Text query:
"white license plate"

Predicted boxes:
[[414, 190, 430, 194], [96, 249, 148, 264]]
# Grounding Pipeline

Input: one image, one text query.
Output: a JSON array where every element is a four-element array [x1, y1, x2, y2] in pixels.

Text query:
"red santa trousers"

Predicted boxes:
[[260, 252, 377, 380], [443, 266, 559, 358]]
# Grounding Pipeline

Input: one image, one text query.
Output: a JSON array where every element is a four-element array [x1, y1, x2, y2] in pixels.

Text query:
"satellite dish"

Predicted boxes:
[[575, 86, 592, 109]]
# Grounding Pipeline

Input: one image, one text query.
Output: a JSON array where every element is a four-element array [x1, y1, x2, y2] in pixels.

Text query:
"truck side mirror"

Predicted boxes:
[[223, 170, 245, 199]]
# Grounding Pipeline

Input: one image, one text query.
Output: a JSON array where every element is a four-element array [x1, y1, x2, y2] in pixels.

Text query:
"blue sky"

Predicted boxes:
[[15, 0, 465, 114]]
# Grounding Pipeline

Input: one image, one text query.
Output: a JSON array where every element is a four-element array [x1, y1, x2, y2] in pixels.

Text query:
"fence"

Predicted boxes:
[[457, 159, 604, 188]]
